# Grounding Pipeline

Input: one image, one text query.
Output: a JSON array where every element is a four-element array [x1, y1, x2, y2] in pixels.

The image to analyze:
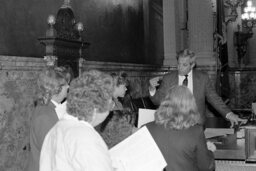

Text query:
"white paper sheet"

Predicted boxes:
[[137, 108, 156, 128], [109, 127, 167, 171]]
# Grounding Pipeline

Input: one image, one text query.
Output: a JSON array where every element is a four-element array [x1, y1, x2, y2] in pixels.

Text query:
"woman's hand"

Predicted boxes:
[[206, 141, 216, 152]]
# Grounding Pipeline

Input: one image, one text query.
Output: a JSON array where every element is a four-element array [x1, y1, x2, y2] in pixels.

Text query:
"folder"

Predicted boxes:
[[137, 108, 156, 128], [109, 127, 167, 171]]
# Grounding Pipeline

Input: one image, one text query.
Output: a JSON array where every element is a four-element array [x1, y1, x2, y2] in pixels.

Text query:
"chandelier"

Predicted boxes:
[[241, 0, 256, 32]]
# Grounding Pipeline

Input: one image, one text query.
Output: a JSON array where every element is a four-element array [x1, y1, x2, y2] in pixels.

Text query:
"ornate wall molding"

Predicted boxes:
[[224, 0, 245, 24], [0, 55, 45, 71], [38, 0, 89, 76]]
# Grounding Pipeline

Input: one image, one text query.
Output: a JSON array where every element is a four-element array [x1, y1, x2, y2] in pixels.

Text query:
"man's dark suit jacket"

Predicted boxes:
[[146, 122, 215, 171], [27, 102, 58, 171], [150, 70, 231, 124]]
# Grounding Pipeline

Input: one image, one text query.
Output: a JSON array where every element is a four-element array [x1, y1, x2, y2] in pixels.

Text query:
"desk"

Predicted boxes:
[[213, 134, 246, 160], [205, 118, 246, 159], [205, 117, 256, 170], [209, 128, 256, 170]]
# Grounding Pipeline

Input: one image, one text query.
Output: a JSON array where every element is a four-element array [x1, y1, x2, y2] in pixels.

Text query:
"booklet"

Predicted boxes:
[[137, 108, 156, 128], [109, 127, 167, 171]]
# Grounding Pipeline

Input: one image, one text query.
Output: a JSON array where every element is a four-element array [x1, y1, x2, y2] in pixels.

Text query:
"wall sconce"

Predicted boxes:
[[46, 15, 56, 37], [38, 0, 90, 76], [224, 0, 245, 24], [76, 22, 84, 32], [47, 15, 56, 26], [241, 0, 256, 32], [76, 22, 84, 41], [234, 25, 253, 67], [76, 22, 84, 57]]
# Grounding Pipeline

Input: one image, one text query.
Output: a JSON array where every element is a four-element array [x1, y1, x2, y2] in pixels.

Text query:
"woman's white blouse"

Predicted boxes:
[[40, 114, 113, 171]]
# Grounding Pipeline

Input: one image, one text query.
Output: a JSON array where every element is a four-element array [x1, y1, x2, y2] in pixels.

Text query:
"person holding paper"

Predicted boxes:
[[149, 49, 246, 127], [146, 86, 215, 171], [40, 70, 115, 171]]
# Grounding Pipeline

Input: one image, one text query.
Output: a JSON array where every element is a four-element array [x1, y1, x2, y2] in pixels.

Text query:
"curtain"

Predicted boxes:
[[216, 0, 230, 102]]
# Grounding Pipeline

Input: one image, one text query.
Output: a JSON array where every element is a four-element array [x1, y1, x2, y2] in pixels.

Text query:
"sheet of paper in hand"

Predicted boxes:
[[137, 108, 156, 128], [109, 127, 167, 171]]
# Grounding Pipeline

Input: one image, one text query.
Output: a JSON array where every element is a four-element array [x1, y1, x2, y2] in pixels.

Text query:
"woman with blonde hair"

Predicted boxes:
[[146, 85, 215, 171], [27, 66, 70, 171]]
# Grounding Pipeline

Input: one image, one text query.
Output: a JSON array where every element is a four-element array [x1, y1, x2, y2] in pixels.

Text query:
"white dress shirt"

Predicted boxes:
[[50, 100, 65, 120], [40, 113, 113, 171], [178, 70, 193, 93]]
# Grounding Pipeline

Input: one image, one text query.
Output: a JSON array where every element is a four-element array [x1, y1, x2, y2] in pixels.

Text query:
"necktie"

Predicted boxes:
[[183, 75, 188, 86]]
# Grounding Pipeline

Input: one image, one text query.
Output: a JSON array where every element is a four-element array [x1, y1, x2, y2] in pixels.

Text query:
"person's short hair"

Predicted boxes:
[[111, 72, 128, 87], [66, 70, 114, 122], [155, 85, 200, 130], [59, 65, 74, 85], [176, 49, 196, 65], [37, 67, 69, 104]]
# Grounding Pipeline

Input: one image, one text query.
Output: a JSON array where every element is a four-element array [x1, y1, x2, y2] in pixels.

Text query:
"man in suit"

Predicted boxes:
[[26, 67, 71, 171], [149, 49, 246, 126]]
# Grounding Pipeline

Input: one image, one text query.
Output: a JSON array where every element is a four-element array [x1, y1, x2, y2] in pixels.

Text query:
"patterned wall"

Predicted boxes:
[[0, 56, 45, 171], [229, 67, 256, 110]]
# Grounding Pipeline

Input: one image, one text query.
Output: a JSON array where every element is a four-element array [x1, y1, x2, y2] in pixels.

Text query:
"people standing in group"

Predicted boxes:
[[40, 70, 115, 171], [26, 66, 72, 171], [149, 49, 247, 127], [146, 86, 215, 171]]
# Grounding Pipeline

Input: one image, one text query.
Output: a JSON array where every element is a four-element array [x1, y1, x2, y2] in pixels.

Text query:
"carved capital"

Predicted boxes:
[[43, 55, 58, 66]]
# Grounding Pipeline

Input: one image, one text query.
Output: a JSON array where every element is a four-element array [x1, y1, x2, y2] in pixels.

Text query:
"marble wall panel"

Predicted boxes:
[[0, 56, 45, 171]]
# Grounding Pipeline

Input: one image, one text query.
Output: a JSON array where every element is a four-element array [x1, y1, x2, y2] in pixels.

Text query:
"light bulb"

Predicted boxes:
[[242, 13, 246, 20], [76, 22, 84, 32], [245, 13, 249, 20], [248, 0, 252, 7], [47, 15, 56, 26], [253, 13, 256, 19], [250, 12, 255, 19], [245, 7, 249, 13]]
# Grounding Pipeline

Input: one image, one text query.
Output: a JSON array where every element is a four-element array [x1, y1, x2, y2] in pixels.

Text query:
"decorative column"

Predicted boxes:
[[162, 0, 179, 66], [188, 0, 215, 66]]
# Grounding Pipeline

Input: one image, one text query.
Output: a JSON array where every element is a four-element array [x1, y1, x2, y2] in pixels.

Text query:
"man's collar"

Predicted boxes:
[[179, 70, 192, 77], [50, 99, 59, 107], [188, 70, 193, 77]]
